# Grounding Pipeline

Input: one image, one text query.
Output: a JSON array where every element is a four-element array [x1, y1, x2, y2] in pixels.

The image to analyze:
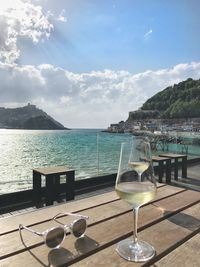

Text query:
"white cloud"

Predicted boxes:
[[0, 61, 200, 128], [144, 29, 153, 40], [0, 0, 53, 63], [57, 9, 67, 22]]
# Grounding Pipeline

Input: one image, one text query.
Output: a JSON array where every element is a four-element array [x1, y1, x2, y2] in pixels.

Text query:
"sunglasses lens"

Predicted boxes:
[[72, 218, 87, 238], [46, 227, 65, 248]]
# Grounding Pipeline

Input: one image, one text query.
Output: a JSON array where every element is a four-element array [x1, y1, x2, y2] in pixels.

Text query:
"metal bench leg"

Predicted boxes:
[[166, 159, 171, 184], [158, 161, 164, 183], [182, 157, 187, 178], [46, 174, 54, 206], [66, 170, 75, 201], [54, 174, 61, 202], [174, 158, 178, 180], [33, 171, 42, 208]]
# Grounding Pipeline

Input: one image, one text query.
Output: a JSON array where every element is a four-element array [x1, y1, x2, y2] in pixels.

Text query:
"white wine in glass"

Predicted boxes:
[[115, 137, 157, 262]]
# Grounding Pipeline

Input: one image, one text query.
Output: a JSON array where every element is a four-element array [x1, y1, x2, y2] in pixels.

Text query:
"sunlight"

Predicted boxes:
[[0, 0, 24, 14]]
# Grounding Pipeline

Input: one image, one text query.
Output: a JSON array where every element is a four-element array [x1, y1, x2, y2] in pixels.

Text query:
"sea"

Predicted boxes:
[[0, 129, 132, 194], [0, 129, 199, 195]]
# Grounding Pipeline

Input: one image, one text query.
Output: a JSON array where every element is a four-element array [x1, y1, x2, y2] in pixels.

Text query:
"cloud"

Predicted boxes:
[[0, 0, 53, 63], [144, 29, 153, 40], [0, 61, 200, 128], [57, 9, 67, 22]]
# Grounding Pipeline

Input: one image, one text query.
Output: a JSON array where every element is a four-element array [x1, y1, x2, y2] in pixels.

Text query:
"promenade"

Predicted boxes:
[[0, 161, 199, 219]]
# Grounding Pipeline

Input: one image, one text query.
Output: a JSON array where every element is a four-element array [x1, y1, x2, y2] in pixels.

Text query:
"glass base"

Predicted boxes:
[[116, 239, 155, 262]]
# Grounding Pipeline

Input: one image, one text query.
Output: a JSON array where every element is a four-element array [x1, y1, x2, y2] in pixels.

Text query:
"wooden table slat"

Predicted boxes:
[[0, 185, 184, 259], [70, 203, 200, 267], [0, 184, 172, 235], [154, 233, 200, 267], [0, 184, 199, 267], [1, 202, 200, 267]]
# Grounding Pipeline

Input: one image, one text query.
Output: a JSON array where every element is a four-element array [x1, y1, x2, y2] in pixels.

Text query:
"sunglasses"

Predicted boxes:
[[19, 212, 89, 249]]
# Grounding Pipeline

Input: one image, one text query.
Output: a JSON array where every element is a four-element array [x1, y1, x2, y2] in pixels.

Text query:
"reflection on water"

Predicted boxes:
[[0, 129, 131, 194]]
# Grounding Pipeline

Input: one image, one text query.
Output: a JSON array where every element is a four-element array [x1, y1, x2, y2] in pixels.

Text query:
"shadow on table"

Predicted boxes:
[[75, 235, 99, 254], [19, 230, 99, 266], [48, 248, 74, 267], [164, 210, 200, 231], [49, 235, 99, 266]]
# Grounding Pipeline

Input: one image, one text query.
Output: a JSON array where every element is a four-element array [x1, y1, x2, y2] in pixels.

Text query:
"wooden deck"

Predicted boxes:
[[0, 183, 199, 266]]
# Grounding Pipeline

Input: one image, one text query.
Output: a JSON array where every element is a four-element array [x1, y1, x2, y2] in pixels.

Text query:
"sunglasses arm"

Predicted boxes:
[[19, 224, 43, 237]]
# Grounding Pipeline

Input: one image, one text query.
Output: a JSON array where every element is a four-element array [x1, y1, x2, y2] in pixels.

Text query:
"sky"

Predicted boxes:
[[0, 0, 200, 128]]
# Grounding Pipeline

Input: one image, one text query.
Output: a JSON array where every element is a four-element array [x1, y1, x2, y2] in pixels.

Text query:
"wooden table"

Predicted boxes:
[[33, 166, 75, 208], [0, 184, 199, 267], [152, 156, 171, 183], [159, 153, 187, 180]]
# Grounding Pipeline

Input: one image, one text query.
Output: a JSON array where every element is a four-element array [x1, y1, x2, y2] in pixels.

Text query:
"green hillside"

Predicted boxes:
[[141, 78, 200, 119]]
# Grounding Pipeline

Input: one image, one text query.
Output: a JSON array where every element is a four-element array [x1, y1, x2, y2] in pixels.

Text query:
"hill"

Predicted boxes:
[[0, 104, 68, 130], [141, 78, 200, 119]]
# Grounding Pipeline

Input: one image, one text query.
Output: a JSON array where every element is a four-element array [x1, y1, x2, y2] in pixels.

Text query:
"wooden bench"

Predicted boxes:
[[159, 153, 187, 180], [33, 166, 75, 208], [152, 156, 171, 183]]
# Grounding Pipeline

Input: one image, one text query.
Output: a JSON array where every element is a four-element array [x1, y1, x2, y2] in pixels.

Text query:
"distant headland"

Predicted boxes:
[[107, 78, 200, 133], [0, 103, 69, 130]]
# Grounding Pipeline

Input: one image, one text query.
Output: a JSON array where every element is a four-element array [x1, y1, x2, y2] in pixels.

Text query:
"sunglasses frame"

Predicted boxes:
[[19, 224, 66, 249], [52, 212, 89, 237], [19, 212, 89, 249]]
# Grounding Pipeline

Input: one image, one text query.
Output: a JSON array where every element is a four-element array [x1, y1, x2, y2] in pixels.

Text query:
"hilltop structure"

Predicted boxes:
[[0, 104, 69, 130]]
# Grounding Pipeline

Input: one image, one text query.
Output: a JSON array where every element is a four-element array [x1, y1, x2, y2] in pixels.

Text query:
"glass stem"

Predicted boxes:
[[133, 207, 139, 244]]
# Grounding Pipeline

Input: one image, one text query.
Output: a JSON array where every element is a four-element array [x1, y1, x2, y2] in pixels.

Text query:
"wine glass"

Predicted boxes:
[[115, 136, 157, 262]]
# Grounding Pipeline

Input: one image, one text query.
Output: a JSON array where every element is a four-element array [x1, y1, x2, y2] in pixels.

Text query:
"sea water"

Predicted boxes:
[[0, 129, 199, 194], [0, 129, 132, 194]]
